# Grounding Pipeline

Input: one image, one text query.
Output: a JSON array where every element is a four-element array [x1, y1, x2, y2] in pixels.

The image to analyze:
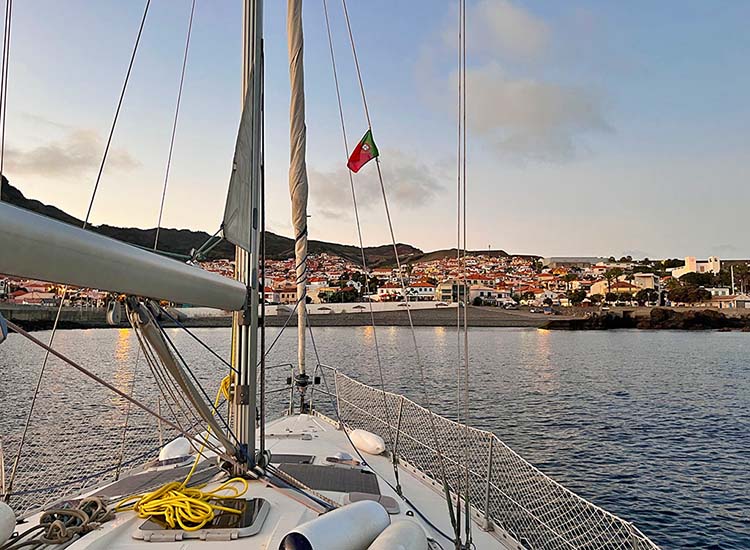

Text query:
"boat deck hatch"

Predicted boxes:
[[134, 498, 270, 542], [91, 464, 220, 499], [270, 453, 314, 464], [277, 464, 380, 494]]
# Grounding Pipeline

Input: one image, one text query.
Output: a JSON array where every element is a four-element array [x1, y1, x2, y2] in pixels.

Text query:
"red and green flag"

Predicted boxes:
[[347, 129, 379, 173]]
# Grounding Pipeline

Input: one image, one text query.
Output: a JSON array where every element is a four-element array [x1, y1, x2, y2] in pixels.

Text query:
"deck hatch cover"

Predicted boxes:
[[277, 464, 380, 495], [133, 498, 269, 541]]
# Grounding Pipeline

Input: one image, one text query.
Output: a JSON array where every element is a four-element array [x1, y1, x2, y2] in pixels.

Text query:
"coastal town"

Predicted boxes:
[[3, 252, 750, 312]]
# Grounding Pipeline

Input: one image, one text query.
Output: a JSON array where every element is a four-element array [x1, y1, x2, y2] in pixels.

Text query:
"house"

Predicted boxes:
[[671, 256, 721, 279], [709, 294, 750, 309], [406, 281, 435, 301], [262, 286, 280, 304], [377, 282, 404, 301], [278, 286, 297, 304], [632, 273, 659, 290], [589, 280, 640, 297], [705, 287, 731, 297], [469, 285, 507, 304], [12, 291, 58, 305], [435, 280, 468, 303]]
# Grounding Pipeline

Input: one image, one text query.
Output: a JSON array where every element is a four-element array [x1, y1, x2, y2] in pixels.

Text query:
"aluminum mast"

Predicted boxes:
[[230, 0, 263, 473]]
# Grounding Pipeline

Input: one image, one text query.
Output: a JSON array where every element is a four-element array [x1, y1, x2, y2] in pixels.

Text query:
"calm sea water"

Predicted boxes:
[[1, 327, 748, 549]]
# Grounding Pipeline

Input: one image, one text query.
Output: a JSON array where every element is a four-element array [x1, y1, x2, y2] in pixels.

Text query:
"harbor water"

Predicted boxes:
[[1, 327, 748, 549]]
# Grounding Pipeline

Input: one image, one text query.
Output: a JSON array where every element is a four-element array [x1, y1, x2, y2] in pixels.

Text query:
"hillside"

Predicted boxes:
[[1, 179, 527, 266], [1, 179, 424, 266]]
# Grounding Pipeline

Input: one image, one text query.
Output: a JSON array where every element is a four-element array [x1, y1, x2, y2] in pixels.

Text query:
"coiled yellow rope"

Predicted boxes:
[[115, 375, 246, 531]]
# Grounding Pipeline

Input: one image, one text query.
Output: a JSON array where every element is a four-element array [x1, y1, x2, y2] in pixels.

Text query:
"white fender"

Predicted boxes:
[[367, 520, 429, 550], [279, 500, 389, 550], [0, 501, 15, 545], [158, 436, 192, 461], [350, 429, 386, 455]]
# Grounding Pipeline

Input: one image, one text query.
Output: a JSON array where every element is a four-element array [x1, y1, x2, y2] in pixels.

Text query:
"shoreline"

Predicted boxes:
[[1, 304, 558, 331], [4, 303, 750, 332]]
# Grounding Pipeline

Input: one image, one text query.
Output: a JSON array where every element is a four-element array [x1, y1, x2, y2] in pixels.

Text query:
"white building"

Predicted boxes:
[[406, 281, 435, 301], [671, 256, 720, 279], [377, 282, 405, 301]]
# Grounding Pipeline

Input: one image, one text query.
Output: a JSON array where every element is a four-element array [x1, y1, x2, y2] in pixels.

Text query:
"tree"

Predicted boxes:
[[605, 292, 618, 303], [604, 267, 624, 293], [472, 296, 483, 306], [589, 294, 603, 304], [521, 291, 536, 302], [679, 272, 713, 287], [635, 288, 658, 305], [566, 289, 587, 305]]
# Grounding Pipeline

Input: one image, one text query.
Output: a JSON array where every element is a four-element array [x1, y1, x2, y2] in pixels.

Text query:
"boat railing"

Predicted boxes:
[[308, 364, 660, 550]]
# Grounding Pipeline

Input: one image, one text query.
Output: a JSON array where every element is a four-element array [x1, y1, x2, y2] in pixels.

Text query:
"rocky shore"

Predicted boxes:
[[544, 307, 750, 330]]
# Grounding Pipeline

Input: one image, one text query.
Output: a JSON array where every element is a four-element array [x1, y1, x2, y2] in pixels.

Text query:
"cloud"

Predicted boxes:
[[423, 0, 610, 161], [5, 129, 138, 179], [309, 150, 444, 219], [465, 0, 549, 60], [459, 63, 610, 160]]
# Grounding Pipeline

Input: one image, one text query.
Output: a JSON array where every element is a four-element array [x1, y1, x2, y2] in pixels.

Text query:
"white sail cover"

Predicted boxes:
[[288, 0, 308, 375], [222, 86, 256, 253]]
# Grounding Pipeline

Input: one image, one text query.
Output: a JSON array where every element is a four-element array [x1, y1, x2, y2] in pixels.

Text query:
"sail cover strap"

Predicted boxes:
[[222, 86, 256, 253]]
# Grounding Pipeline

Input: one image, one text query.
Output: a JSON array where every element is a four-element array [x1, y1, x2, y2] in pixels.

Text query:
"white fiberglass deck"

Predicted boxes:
[[14, 414, 509, 550]]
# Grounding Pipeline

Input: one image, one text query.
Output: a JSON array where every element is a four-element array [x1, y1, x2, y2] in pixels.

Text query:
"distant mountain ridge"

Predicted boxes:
[[1, 179, 514, 266]]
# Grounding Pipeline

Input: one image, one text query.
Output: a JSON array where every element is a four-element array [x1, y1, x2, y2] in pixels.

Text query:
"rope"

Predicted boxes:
[[0, 497, 113, 549], [154, 0, 196, 251], [339, 0, 460, 543], [322, 0, 400, 495], [115, 374, 247, 532]]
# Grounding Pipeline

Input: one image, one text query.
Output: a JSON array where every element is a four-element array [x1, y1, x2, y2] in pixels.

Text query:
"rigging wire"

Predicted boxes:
[[321, 0, 400, 494], [84, 0, 151, 228], [457, 0, 472, 544], [154, 0, 196, 251], [0, 0, 12, 186], [5, 0, 153, 501], [4, 321, 225, 458], [339, 0, 460, 543]]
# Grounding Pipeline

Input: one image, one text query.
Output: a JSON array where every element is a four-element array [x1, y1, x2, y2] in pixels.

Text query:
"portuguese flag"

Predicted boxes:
[[347, 129, 379, 173]]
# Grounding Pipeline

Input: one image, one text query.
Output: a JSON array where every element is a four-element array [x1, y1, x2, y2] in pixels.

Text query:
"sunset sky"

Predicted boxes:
[[4, 1, 749, 258]]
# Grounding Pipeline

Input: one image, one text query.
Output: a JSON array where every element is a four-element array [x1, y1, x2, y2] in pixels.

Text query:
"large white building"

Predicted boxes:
[[671, 256, 721, 279]]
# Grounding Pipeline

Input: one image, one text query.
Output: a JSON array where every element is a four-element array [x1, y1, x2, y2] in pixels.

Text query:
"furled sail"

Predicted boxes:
[[222, 85, 256, 253], [287, 0, 308, 377]]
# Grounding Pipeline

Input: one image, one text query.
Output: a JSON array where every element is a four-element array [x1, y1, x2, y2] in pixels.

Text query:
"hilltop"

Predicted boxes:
[[1, 178, 518, 266]]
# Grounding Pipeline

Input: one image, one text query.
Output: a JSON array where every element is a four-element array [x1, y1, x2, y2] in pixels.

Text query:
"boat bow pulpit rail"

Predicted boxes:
[[0, 202, 247, 311]]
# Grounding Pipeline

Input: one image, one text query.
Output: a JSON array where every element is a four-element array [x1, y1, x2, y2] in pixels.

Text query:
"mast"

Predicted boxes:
[[231, 0, 263, 473], [287, 0, 309, 408]]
